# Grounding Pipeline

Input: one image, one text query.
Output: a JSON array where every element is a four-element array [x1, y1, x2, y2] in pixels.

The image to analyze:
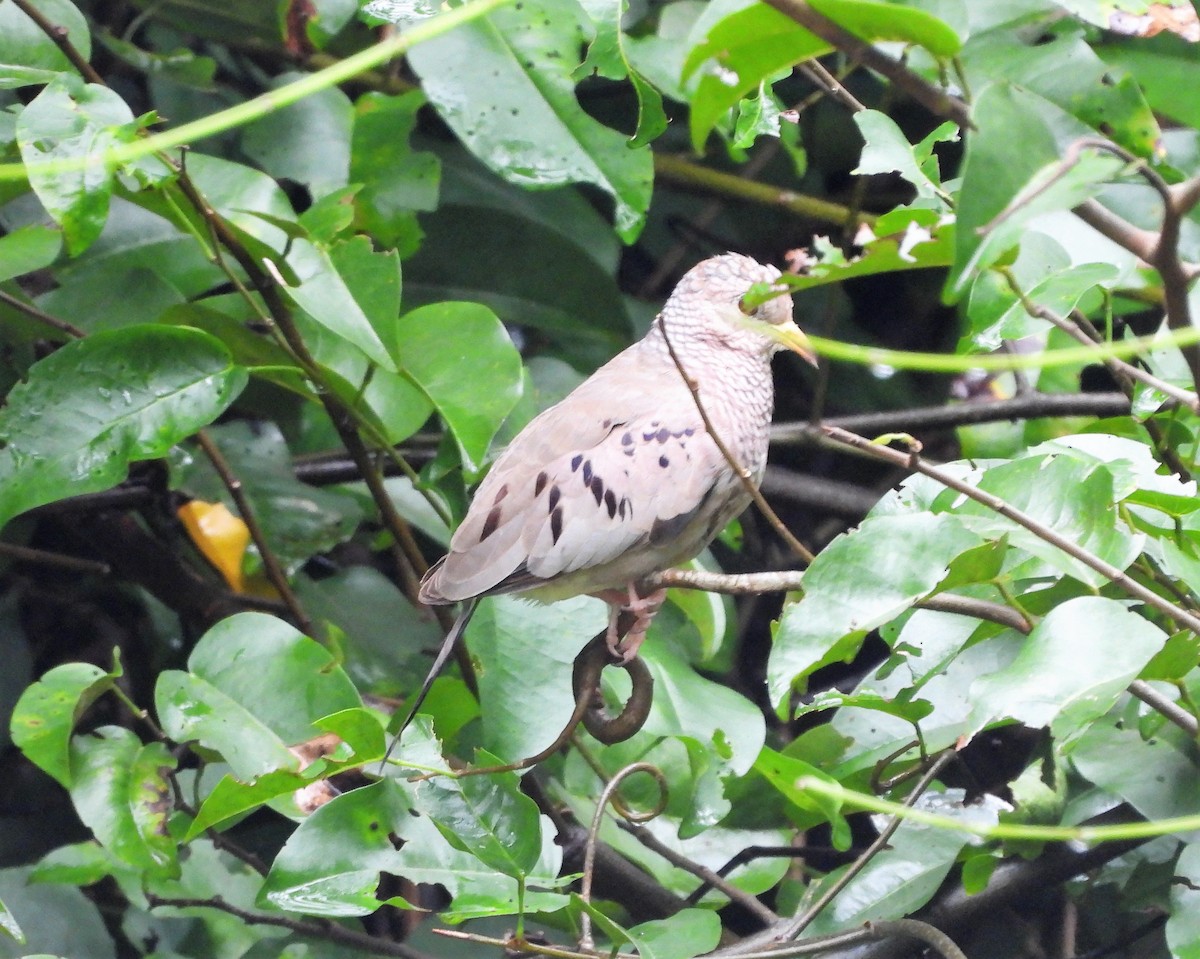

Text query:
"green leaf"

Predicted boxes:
[[969, 597, 1165, 741], [416, 760, 543, 878], [637, 642, 765, 779], [241, 72, 352, 198], [628, 910, 721, 959], [283, 237, 398, 372], [768, 514, 982, 707], [949, 82, 1127, 297], [0, 867, 114, 959], [0, 326, 247, 531], [350, 90, 440, 256], [934, 453, 1141, 588], [774, 209, 954, 295], [184, 768, 308, 841], [0, 0, 91, 89], [29, 842, 121, 888], [185, 612, 361, 744], [407, 0, 653, 242], [966, 262, 1118, 350], [575, 0, 668, 147], [963, 26, 1160, 157], [754, 747, 849, 836], [10, 661, 120, 788], [853, 111, 950, 202], [468, 595, 606, 762], [685, 0, 961, 150], [392, 301, 523, 472], [402, 204, 630, 368], [295, 565, 445, 696], [0, 224, 61, 284], [260, 779, 414, 916], [183, 709, 381, 839], [39, 265, 184, 334], [69, 728, 178, 878], [1099, 33, 1200, 130], [154, 670, 298, 781], [803, 797, 985, 935], [1071, 716, 1200, 821], [0, 897, 22, 944], [15, 76, 138, 254]]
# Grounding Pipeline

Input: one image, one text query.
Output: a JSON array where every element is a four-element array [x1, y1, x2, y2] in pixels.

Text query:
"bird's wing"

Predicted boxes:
[[420, 359, 734, 601]]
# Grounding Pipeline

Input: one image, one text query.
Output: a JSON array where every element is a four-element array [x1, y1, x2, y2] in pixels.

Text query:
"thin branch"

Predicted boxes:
[[0, 541, 110, 575], [1129, 679, 1199, 737], [780, 751, 956, 941], [797, 60, 866, 113], [145, 894, 433, 959], [653, 154, 873, 229], [617, 819, 780, 926], [822, 427, 1200, 636], [770, 392, 1133, 445], [9, 0, 104, 84], [999, 271, 1199, 412], [1071, 200, 1157, 261], [759, 0, 970, 127], [580, 763, 669, 949], [0, 288, 87, 339], [194, 430, 313, 633], [657, 318, 815, 564]]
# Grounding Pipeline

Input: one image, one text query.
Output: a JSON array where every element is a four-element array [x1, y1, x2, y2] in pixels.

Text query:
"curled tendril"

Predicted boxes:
[[579, 762, 670, 949], [571, 635, 655, 745]]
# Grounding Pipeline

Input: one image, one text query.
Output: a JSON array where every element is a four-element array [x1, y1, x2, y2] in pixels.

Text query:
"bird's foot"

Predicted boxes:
[[595, 584, 666, 663]]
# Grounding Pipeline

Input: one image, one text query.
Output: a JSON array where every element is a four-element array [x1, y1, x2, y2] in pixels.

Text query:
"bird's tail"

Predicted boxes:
[[379, 597, 479, 770]]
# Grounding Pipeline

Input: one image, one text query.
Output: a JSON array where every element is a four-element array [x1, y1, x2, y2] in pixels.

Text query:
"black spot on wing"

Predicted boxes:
[[582, 459, 593, 485], [550, 506, 564, 544], [621, 431, 633, 446], [481, 505, 502, 541], [659, 455, 669, 468], [494, 483, 510, 505], [590, 475, 604, 505], [548, 485, 561, 512], [571, 454, 583, 472], [534, 472, 547, 496], [656, 428, 671, 443], [604, 488, 617, 518], [649, 511, 692, 546]]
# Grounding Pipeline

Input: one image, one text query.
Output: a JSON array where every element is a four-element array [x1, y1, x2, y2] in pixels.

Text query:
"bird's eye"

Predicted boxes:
[[737, 296, 760, 318]]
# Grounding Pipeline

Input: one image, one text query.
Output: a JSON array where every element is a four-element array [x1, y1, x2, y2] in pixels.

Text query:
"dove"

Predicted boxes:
[[415, 253, 814, 677]]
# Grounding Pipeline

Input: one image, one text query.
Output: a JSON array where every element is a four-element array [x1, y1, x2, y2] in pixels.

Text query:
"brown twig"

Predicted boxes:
[[580, 763, 670, 949], [822, 426, 1200, 636], [145, 894, 433, 959], [653, 154, 874, 229], [0, 289, 87, 339], [0, 541, 110, 575], [9, 0, 104, 84], [193, 429, 312, 633], [780, 751, 956, 941], [657, 317, 815, 564], [759, 0, 970, 127], [797, 60, 866, 113], [770, 392, 1134, 444], [617, 818, 780, 926], [1129, 679, 1198, 737]]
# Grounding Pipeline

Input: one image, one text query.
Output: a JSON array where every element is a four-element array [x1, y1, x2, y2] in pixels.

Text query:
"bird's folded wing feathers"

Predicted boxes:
[[421, 400, 730, 601]]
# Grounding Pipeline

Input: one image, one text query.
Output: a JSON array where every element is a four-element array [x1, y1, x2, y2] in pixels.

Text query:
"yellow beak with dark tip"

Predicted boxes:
[[769, 319, 818, 367]]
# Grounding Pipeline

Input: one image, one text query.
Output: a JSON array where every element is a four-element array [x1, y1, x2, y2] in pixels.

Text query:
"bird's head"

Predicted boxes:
[[665, 253, 817, 366]]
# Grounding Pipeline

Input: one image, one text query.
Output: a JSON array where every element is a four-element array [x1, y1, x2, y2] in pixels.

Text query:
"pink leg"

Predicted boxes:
[[591, 583, 666, 663]]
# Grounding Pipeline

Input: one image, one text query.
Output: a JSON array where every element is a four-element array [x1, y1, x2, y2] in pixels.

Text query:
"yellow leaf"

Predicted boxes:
[[177, 500, 249, 592]]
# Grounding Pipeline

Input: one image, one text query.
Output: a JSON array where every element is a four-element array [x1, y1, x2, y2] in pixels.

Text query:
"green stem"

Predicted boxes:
[[0, 0, 516, 182]]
